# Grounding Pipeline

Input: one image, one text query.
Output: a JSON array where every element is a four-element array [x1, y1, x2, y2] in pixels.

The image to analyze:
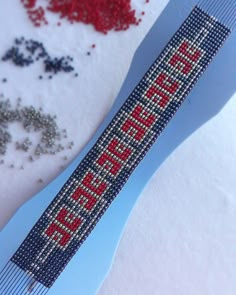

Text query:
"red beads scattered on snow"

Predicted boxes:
[[48, 0, 138, 33], [21, 0, 47, 27], [21, 0, 149, 34]]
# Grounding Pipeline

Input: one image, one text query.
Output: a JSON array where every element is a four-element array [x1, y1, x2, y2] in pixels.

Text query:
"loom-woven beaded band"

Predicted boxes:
[[1, 0, 236, 294]]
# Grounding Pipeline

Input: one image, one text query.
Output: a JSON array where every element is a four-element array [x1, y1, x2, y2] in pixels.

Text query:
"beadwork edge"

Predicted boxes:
[[1, 0, 236, 294]]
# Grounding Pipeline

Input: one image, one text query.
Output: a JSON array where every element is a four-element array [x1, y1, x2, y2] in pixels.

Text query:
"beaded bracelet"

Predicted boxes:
[[1, 0, 236, 294]]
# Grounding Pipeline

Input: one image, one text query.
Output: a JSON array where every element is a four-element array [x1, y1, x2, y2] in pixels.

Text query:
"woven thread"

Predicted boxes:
[[198, 0, 236, 29]]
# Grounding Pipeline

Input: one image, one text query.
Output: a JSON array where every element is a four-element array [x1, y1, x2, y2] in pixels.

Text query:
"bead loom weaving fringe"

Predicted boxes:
[[1, 0, 236, 294], [0, 261, 47, 295], [198, 0, 236, 29]]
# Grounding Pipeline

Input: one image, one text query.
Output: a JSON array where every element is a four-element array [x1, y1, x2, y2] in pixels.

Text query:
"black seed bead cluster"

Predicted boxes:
[[2, 37, 47, 67], [1, 37, 78, 78], [44, 56, 74, 74]]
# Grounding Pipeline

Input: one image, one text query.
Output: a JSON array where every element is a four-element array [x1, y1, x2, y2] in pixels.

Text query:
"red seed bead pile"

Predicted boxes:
[[21, 0, 36, 9], [20, 0, 148, 34], [47, 0, 138, 33]]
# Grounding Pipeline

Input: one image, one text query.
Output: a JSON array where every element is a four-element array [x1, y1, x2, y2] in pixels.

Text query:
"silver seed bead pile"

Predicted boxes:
[[0, 95, 72, 160]]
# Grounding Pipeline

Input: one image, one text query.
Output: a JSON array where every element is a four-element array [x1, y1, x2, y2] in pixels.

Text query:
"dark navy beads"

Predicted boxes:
[[2, 37, 78, 79]]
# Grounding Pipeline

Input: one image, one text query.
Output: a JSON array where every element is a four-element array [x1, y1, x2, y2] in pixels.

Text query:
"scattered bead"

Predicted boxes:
[[29, 156, 34, 162], [17, 97, 22, 107], [28, 6, 47, 27], [16, 138, 32, 152]]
